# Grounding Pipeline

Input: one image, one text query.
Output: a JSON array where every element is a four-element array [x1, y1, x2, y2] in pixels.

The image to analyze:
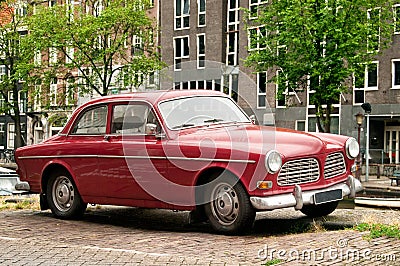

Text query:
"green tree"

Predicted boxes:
[[246, 0, 395, 133], [0, 0, 34, 149], [28, 0, 163, 98]]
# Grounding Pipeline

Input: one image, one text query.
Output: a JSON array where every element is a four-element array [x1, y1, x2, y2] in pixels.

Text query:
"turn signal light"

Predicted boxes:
[[257, 181, 273, 190]]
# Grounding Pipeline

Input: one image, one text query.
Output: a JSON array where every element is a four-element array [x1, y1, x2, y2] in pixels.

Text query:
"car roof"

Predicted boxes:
[[79, 90, 227, 108]]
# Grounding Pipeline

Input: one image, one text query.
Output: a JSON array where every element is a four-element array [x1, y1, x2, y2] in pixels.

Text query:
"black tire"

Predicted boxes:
[[204, 174, 256, 235], [300, 201, 339, 218], [46, 171, 87, 219]]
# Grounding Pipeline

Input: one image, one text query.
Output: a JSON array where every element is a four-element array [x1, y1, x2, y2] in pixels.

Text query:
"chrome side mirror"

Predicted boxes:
[[249, 115, 256, 124], [145, 123, 157, 135]]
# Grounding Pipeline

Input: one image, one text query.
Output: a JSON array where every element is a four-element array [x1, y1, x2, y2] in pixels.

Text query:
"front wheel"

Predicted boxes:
[[204, 174, 255, 235], [46, 171, 87, 219], [300, 201, 339, 218]]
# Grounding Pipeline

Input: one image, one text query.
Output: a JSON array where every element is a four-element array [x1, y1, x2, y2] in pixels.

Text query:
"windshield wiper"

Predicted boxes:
[[203, 118, 224, 123], [172, 123, 195, 129]]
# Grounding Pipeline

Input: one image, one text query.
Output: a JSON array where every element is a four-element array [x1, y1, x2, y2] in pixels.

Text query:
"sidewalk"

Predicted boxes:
[[357, 174, 400, 198]]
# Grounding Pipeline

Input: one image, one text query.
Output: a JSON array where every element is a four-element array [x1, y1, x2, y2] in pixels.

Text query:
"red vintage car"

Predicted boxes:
[[15, 90, 362, 234]]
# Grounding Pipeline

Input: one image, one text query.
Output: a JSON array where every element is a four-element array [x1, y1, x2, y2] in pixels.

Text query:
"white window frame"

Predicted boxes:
[[392, 59, 400, 89], [173, 36, 190, 71], [48, 0, 56, 7], [66, 46, 74, 64], [394, 4, 400, 34], [257, 72, 267, 109], [94, 1, 104, 17], [248, 26, 266, 51], [66, 78, 75, 106], [34, 50, 42, 66], [34, 84, 42, 111], [353, 61, 378, 105], [295, 120, 306, 131], [198, 0, 206, 27], [249, 0, 267, 20], [226, 0, 240, 66], [0, 65, 6, 79], [18, 91, 26, 114], [175, 0, 190, 30], [50, 77, 58, 106], [275, 70, 294, 109], [49, 47, 57, 66], [197, 34, 205, 69], [7, 123, 15, 150]]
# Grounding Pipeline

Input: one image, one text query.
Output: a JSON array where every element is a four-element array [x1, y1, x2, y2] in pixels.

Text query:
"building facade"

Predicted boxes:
[[159, 0, 400, 164]]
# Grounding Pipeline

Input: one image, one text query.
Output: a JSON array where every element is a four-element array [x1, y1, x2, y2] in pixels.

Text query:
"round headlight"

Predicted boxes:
[[265, 150, 282, 174], [346, 138, 359, 159]]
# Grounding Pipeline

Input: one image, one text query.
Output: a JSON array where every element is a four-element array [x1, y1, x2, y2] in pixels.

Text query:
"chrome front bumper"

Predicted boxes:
[[250, 175, 363, 211]]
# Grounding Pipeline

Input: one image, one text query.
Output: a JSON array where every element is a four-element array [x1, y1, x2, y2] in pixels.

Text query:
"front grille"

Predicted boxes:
[[277, 158, 320, 186], [324, 152, 346, 179]]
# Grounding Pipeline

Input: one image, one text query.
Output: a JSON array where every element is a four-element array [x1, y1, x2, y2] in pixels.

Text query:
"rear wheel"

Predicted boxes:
[[46, 171, 86, 219], [300, 201, 339, 218], [204, 174, 255, 235]]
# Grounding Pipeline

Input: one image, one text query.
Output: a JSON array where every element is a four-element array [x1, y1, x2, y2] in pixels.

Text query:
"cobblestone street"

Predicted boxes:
[[0, 205, 399, 265]]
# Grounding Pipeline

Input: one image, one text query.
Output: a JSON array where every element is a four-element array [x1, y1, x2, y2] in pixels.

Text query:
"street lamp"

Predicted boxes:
[[355, 112, 364, 180]]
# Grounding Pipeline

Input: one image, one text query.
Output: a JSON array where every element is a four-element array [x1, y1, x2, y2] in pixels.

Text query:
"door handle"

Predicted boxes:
[[104, 135, 111, 141]]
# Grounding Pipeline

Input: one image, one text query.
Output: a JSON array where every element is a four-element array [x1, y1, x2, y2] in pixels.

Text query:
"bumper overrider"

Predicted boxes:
[[250, 175, 362, 211]]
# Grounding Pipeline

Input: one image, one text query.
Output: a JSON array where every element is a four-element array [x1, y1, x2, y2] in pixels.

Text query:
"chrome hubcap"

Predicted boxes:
[[52, 176, 74, 212], [211, 183, 239, 226]]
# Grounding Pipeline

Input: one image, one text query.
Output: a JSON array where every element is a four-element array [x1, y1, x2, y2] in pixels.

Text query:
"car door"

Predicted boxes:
[[64, 104, 107, 198], [98, 102, 167, 201]]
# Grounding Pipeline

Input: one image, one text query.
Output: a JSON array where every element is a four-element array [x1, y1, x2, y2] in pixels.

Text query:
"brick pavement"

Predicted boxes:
[[0, 206, 399, 265]]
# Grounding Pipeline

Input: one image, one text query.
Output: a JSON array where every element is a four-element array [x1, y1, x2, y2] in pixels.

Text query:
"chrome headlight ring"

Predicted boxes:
[[346, 137, 360, 159], [265, 150, 282, 174]]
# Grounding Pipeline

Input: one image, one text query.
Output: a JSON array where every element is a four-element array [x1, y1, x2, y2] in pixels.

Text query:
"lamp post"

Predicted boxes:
[[361, 103, 372, 182], [355, 112, 364, 180]]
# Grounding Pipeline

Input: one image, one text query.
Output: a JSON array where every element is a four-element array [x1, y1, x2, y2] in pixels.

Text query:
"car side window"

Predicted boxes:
[[111, 104, 161, 135], [71, 105, 107, 135]]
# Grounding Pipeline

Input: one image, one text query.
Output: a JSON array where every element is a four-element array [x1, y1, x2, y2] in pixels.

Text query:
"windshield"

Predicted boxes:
[[158, 96, 251, 130]]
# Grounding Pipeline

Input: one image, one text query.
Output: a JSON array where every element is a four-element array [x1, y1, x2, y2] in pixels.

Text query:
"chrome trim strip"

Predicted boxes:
[[18, 154, 256, 164], [250, 175, 363, 210]]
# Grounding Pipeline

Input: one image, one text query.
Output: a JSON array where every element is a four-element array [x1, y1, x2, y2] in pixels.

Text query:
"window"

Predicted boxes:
[[66, 0, 74, 22], [18, 91, 26, 114], [275, 70, 294, 108], [392, 59, 400, 89], [7, 123, 15, 149], [94, 1, 104, 17], [48, 0, 56, 7], [175, 0, 190, 30], [248, 26, 266, 51], [66, 47, 74, 64], [72, 105, 107, 134], [395, 5, 400, 34], [257, 72, 267, 108], [174, 36, 189, 70], [367, 8, 381, 52], [34, 82, 42, 111], [66, 78, 75, 106], [49, 47, 57, 66], [296, 120, 306, 131], [0, 65, 6, 80], [353, 62, 378, 105], [34, 50, 42, 66], [227, 0, 240, 66], [15, 1, 27, 17], [249, 0, 267, 19], [197, 34, 205, 69], [131, 35, 143, 56], [198, 0, 206, 27], [111, 104, 154, 135], [0, 123, 4, 149], [50, 77, 57, 106]]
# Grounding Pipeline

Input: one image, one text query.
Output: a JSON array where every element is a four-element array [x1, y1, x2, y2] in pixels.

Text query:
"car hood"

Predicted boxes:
[[173, 123, 346, 159]]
